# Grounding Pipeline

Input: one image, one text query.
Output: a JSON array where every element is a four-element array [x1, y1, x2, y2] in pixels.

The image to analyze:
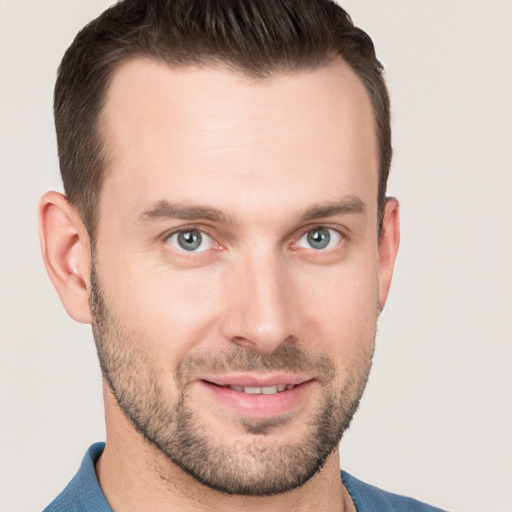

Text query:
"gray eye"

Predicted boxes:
[[178, 230, 201, 250], [307, 228, 330, 249], [298, 227, 341, 250], [166, 229, 213, 252]]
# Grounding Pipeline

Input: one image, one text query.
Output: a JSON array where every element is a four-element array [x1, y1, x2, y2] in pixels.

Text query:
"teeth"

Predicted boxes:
[[227, 384, 294, 394], [244, 386, 263, 394]]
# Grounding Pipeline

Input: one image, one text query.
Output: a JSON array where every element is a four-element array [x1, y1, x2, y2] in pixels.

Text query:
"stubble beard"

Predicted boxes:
[[89, 262, 375, 496]]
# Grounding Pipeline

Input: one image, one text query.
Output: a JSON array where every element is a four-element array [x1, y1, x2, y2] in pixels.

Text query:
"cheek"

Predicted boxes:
[[295, 259, 379, 355], [100, 258, 226, 356]]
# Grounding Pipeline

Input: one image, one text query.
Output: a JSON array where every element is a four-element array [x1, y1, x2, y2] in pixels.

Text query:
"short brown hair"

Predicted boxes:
[[54, 0, 391, 236]]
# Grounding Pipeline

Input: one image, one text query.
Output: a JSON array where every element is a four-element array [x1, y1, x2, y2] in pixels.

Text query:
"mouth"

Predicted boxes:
[[197, 375, 315, 418]]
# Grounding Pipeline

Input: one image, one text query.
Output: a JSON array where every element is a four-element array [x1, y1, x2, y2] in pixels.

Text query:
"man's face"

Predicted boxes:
[[91, 58, 390, 495]]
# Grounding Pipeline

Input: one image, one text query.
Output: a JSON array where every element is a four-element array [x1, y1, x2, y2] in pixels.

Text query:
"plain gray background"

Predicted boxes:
[[1, 1, 511, 511]]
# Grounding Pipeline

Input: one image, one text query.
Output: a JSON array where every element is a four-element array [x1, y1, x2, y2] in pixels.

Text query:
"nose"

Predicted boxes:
[[221, 249, 298, 354]]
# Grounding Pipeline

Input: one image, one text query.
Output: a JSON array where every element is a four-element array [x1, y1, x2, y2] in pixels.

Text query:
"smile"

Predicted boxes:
[[198, 376, 315, 418]]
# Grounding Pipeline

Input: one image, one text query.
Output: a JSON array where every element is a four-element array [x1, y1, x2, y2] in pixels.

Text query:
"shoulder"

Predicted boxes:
[[43, 443, 112, 512], [341, 471, 448, 512]]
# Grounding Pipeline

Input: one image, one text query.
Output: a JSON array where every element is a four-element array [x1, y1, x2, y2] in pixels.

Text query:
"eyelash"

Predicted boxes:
[[164, 227, 217, 253], [292, 225, 344, 252]]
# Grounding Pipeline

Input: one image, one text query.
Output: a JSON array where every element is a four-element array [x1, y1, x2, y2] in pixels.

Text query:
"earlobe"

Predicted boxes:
[[39, 191, 93, 324], [377, 197, 400, 310]]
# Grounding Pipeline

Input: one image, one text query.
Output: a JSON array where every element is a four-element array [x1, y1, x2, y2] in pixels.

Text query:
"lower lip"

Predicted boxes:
[[198, 380, 315, 418]]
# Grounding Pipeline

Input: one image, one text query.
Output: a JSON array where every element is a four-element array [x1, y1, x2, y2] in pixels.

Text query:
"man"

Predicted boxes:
[[39, 0, 444, 510]]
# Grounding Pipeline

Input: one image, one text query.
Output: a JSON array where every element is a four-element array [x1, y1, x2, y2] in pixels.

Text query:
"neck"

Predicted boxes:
[[97, 441, 352, 512]]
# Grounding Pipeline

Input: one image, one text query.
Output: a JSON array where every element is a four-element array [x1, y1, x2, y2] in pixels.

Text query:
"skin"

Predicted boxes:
[[39, 57, 400, 511]]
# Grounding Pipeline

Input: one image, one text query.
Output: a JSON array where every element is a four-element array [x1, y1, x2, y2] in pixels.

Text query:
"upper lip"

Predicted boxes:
[[199, 374, 314, 388]]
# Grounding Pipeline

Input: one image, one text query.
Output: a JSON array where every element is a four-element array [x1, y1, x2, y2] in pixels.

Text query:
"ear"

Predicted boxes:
[[39, 191, 93, 324], [377, 197, 400, 310]]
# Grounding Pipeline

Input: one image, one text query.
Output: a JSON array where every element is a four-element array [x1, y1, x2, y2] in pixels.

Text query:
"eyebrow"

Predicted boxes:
[[301, 195, 366, 221], [137, 200, 230, 223]]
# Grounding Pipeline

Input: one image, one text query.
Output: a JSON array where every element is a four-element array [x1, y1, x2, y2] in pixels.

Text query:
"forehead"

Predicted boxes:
[[98, 58, 378, 222]]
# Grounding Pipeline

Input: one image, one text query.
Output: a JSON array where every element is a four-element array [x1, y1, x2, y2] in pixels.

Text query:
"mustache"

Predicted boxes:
[[176, 343, 336, 384]]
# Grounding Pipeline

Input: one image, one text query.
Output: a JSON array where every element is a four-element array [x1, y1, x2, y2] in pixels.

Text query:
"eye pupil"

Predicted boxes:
[[178, 230, 202, 250], [307, 228, 330, 249]]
